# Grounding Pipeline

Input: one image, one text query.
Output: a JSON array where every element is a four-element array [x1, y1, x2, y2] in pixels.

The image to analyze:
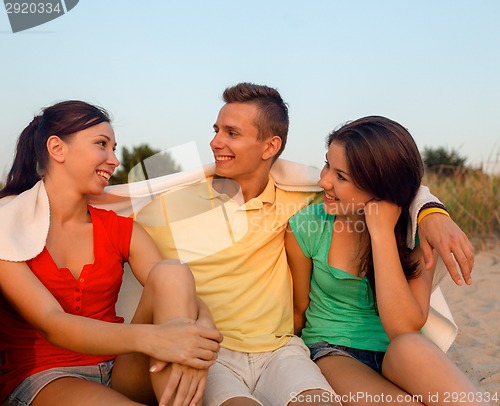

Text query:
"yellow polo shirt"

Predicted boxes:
[[135, 176, 319, 352]]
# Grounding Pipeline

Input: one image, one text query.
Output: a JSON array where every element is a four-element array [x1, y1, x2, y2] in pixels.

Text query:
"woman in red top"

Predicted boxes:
[[0, 101, 222, 406]]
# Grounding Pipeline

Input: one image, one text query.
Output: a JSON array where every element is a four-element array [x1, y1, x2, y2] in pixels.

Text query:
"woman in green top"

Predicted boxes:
[[286, 116, 487, 405]]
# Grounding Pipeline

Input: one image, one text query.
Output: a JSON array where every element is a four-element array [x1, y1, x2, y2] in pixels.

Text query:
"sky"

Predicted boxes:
[[1, 0, 499, 180]]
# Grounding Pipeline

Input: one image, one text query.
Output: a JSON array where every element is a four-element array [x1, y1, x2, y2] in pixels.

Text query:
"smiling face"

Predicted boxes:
[[61, 122, 119, 194], [318, 142, 373, 217], [210, 102, 276, 188]]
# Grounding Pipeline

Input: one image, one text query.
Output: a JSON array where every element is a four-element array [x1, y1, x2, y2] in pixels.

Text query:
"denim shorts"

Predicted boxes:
[[4, 360, 114, 406], [308, 341, 385, 374]]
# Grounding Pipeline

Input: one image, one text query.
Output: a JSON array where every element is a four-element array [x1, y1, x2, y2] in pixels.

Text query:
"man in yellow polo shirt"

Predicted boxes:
[[135, 83, 474, 406]]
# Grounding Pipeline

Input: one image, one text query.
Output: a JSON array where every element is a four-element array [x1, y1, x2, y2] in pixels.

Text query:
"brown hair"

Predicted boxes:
[[327, 116, 424, 297], [223, 82, 289, 160], [0, 100, 110, 198]]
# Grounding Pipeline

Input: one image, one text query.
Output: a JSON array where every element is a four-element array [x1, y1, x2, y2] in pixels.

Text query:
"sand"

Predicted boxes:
[[440, 243, 500, 404]]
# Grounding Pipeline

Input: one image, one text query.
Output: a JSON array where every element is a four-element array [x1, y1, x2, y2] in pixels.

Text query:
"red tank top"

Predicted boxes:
[[0, 206, 133, 401]]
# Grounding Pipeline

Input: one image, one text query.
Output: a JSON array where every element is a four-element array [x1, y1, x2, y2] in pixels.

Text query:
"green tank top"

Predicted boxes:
[[289, 203, 390, 352]]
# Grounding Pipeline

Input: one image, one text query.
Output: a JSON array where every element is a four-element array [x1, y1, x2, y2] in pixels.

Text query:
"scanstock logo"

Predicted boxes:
[[4, 0, 79, 33]]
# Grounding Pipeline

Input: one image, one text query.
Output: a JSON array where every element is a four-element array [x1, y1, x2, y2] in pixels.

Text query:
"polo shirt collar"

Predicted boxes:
[[198, 176, 276, 209]]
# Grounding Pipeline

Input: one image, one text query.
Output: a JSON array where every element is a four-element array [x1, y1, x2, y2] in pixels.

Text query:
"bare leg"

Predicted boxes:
[[383, 333, 490, 406], [316, 355, 423, 406], [32, 377, 144, 406], [112, 352, 156, 405], [112, 260, 200, 403]]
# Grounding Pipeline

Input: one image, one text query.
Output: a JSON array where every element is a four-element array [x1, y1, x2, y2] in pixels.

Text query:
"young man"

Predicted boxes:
[[134, 83, 474, 406]]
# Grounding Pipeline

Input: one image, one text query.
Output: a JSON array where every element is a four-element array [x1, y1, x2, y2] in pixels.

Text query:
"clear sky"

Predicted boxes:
[[1, 0, 499, 179]]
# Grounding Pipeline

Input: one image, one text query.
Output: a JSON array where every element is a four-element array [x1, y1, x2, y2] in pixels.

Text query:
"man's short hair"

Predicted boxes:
[[223, 82, 289, 159]]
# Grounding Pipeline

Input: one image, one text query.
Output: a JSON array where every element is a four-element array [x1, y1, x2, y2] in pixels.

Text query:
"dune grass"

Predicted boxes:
[[423, 166, 500, 250]]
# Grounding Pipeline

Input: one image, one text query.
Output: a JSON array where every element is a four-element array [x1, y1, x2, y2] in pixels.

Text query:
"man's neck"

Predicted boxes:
[[213, 172, 270, 204]]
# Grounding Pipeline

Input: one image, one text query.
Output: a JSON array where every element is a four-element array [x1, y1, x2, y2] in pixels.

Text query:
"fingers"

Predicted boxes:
[[198, 325, 224, 343], [465, 238, 475, 269], [420, 239, 436, 272], [155, 363, 208, 406], [150, 360, 168, 373], [186, 330, 221, 365], [180, 335, 219, 368], [439, 230, 475, 286], [437, 246, 462, 285], [433, 238, 470, 286], [183, 377, 199, 406], [418, 214, 476, 286], [364, 200, 402, 234], [164, 341, 218, 369], [461, 233, 475, 273], [451, 246, 471, 286], [195, 347, 219, 363], [166, 367, 206, 406], [198, 332, 222, 352], [183, 323, 221, 351], [184, 356, 216, 370], [449, 233, 475, 285], [158, 366, 182, 406], [190, 376, 206, 406], [175, 341, 217, 369], [173, 373, 198, 406]]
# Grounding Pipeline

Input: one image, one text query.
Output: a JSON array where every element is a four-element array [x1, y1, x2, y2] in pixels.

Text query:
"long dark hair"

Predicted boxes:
[[0, 101, 110, 198], [327, 116, 424, 296]]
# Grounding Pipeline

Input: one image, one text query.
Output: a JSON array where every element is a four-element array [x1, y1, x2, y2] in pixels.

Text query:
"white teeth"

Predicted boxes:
[[97, 170, 110, 180], [215, 156, 233, 161]]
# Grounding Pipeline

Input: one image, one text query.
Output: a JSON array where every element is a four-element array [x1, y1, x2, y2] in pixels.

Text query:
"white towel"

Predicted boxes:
[[0, 181, 50, 262]]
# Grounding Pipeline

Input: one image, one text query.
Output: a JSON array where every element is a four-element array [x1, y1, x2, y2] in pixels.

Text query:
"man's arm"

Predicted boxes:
[[409, 186, 474, 286]]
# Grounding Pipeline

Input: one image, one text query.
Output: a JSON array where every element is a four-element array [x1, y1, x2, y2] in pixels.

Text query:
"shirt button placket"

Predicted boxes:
[[75, 275, 85, 313]]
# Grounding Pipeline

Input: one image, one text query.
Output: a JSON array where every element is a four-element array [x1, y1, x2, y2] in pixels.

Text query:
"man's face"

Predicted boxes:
[[210, 102, 271, 184]]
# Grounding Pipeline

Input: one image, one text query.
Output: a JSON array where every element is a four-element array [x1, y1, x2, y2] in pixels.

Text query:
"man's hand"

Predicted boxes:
[[418, 213, 474, 285]]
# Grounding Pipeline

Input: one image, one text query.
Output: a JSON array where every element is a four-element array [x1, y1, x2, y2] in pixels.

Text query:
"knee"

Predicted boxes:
[[386, 333, 421, 360], [146, 260, 196, 293], [387, 332, 425, 351], [383, 333, 442, 372]]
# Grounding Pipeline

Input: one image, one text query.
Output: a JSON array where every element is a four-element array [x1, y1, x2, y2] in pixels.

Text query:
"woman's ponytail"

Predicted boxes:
[[0, 116, 43, 198], [0, 100, 110, 199]]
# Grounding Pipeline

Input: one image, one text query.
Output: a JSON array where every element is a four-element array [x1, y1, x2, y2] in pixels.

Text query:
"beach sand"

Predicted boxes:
[[440, 243, 500, 404]]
